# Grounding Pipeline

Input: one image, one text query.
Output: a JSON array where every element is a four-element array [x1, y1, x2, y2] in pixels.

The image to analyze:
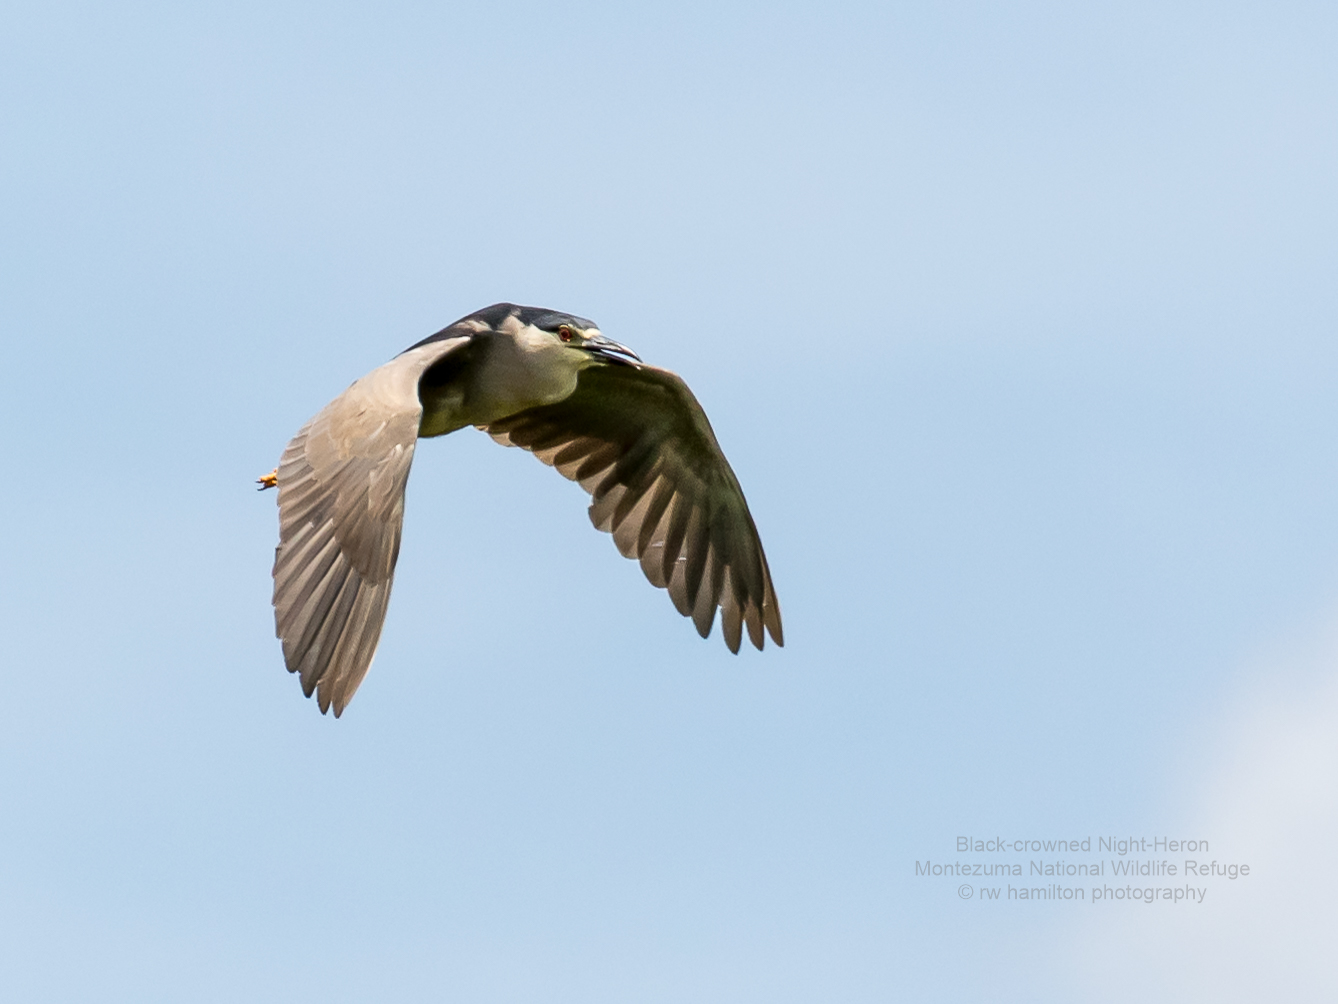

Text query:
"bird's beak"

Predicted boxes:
[[584, 332, 642, 366]]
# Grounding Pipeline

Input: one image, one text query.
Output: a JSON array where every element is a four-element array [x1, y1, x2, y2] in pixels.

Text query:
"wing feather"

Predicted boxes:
[[484, 362, 781, 651], [270, 338, 467, 715]]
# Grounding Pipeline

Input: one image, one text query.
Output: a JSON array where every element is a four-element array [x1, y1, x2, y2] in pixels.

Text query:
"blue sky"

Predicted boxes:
[[2, 2, 1336, 1000]]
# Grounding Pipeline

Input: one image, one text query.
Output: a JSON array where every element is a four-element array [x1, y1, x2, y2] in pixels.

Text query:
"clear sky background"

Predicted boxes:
[[2, 2, 1336, 1001]]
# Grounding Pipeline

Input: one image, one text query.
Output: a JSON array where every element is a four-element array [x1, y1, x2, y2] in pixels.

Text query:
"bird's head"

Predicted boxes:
[[512, 306, 642, 367], [420, 303, 643, 368]]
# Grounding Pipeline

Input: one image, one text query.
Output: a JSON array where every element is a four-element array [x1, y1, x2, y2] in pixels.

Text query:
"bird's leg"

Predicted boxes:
[[256, 468, 278, 490]]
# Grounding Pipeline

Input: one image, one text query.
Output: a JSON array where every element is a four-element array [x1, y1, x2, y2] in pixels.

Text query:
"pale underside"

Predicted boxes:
[[271, 337, 781, 716]]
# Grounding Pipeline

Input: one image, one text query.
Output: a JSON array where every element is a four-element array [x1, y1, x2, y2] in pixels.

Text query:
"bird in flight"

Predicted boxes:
[[259, 303, 782, 716]]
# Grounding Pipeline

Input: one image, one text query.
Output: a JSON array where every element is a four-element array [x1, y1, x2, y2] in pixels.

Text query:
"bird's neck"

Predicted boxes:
[[418, 328, 588, 437]]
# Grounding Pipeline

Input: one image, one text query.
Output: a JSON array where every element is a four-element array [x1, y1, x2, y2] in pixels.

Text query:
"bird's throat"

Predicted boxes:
[[417, 330, 586, 437]]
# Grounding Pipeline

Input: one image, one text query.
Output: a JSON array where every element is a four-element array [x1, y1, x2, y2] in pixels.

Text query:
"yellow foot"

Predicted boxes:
[[256, 468, 278, 490]]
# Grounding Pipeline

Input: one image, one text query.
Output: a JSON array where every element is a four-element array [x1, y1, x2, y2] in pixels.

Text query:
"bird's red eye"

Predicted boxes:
[[558, 326, 573, 342]]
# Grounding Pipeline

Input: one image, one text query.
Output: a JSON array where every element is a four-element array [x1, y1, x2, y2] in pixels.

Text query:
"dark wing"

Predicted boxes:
[[484, 363, 782, 652], [271, 339, 467, 715]]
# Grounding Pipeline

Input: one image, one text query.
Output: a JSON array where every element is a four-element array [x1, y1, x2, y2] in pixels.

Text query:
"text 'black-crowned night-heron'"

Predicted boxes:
[[260, 303, 782, 716]]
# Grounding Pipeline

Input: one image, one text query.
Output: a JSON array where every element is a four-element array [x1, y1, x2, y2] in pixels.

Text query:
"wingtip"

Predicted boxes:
[[763, 591, 783, 648]]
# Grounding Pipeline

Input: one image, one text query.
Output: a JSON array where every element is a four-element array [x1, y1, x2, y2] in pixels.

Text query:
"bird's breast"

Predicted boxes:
[[417, 333, 584, 437]]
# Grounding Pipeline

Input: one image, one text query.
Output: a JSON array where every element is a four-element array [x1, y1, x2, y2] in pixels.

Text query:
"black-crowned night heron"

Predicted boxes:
[[260, 303, 782, 716]]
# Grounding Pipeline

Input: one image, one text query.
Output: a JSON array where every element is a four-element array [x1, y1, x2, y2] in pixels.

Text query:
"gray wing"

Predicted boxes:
[[484, 363, 782, 652], [271, 339, 466, 715]]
